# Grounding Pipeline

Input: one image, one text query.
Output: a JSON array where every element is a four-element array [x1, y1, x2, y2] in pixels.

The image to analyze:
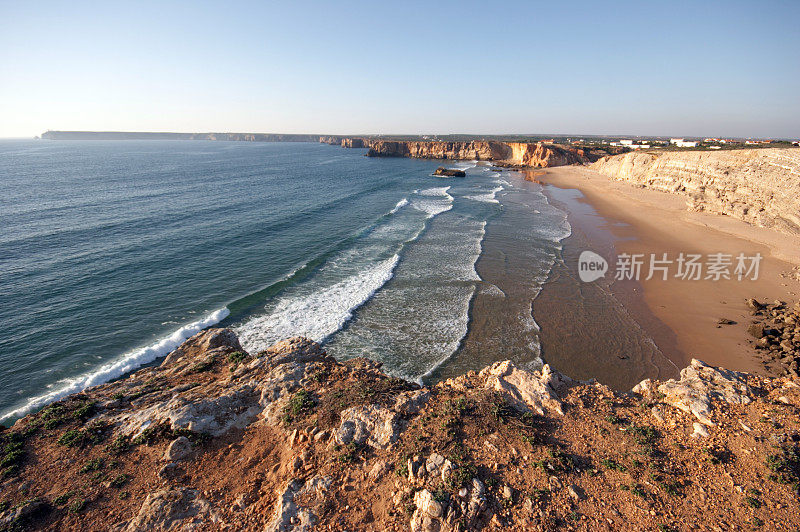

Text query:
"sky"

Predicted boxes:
[[1, 1, 799, 139]]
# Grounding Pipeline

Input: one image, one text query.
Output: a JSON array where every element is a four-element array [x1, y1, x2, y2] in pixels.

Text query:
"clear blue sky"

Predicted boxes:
[[1, 0, 798, 138]]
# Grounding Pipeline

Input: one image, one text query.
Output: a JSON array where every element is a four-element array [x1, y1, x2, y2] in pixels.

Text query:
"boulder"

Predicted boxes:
[[655, 359, 752, 426], [433, 167, 466, 177], [480, 360, 567, 415], [393, 389, 430, 415], [263, 479, 315, 532], [162, 436, 192, 462], [125, 488, 218, 531], [335, 404, 400, 449]]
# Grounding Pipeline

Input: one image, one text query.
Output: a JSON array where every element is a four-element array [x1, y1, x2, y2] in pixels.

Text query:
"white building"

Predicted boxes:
[[670, 138, 697, 148]]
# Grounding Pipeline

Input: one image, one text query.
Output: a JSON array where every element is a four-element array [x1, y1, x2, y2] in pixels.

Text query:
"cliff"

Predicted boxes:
[[318, 136, 344, 145], [2, 324, 799, 531], [366, 140, 510, 161], [341, 138, 366, 149], [591, 148, 800, 234], [505, 142, 597, 168], [363, 140, 606, 168]]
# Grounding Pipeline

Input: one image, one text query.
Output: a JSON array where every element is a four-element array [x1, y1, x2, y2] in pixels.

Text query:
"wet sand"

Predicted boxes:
[[533, 166, 800, 383], [435, 171, 679, 390]]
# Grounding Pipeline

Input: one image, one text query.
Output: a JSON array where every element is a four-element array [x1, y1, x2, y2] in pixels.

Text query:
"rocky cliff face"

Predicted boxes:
[[341, 138, 366, 149], [362, 140, 604, 168], [592, 148, 800, 234], [366, 140, 512, 161], [2, 328, 799, 531], [318, 136, 343, 145], [506, 142, 598, 167]]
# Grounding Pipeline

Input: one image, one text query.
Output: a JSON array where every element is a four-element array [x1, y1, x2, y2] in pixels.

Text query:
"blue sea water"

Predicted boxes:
[[0, 140, 564, 422]]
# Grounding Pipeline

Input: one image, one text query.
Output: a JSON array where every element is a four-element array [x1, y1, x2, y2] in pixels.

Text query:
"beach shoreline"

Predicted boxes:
[[531, 165, 800, 379]]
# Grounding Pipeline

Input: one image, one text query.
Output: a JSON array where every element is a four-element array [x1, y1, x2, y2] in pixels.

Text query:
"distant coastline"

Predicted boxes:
[[39, 130, 322, 142]]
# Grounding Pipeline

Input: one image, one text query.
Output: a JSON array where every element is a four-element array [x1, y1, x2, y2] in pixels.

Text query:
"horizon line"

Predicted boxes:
[[10, 130, 800, 142]]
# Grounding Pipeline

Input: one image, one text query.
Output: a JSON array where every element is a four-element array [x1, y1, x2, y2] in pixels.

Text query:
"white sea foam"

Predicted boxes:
[[466, 185, 503, 204], [412, 187, 453, 217], [450, 160, 479, 170], [419, 186, 451, 197], [414, 218, 486, 381], [389, 198, 409, 214], [236, 254, 400, 352], [482, 283, 506, 298], [0, 307, 231, 423]]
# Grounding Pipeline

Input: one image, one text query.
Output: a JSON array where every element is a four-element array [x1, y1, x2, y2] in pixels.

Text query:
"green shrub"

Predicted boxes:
[[79, 458, 104, 474], [110, 473, 130, 488], [227, 351, 247, 366], [58, 430, 84, 447], [106, 434, 131, 454], [53, 493, 72, 506], [68, 498, 87, 514], [73, 401, 97, 421], [190, 358, 215, 373], [283, 390, 315, 423]]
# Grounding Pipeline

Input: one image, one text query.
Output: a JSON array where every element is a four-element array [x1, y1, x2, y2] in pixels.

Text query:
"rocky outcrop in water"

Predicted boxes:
[[433, 167, 466, 177], [3, 327, 799, 530], [591, 148, 800, 234]]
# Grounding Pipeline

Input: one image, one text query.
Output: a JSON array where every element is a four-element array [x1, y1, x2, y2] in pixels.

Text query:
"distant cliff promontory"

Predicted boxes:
[[41, 131, 321, 142], [322, 136, 609, 168]]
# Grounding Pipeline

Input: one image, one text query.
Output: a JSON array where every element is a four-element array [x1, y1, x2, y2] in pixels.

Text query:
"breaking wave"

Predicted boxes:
[[236, 255, 400, 351], [0, 307, 231, 422]]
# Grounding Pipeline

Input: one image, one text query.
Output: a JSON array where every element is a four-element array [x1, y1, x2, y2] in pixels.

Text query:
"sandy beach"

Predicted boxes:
[[532, 165, 800, 381]]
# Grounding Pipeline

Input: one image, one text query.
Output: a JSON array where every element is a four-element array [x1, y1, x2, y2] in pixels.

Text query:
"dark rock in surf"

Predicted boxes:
[[433, 167, 466, 178]]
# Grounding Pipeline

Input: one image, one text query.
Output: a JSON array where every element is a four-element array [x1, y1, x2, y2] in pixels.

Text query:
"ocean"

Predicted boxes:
[[0, 139, 569, 422]]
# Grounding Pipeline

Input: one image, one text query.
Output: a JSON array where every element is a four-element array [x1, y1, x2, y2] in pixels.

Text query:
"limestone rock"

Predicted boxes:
[[568, 484, 585, 501], [368, 460, 389, 482], [393, 389, 430, 415], [0, 498, 48, 526], [480, 360, 567, 415], [162, 328, 241, 367], [162, 436, 192, 462], [657, 359, 752, 426], [691, 422, 710, 439], [125, 488, 218, 531], [467, 478, 486, 526], [113, 334, 329, 439], [335, 404, 400, 449], [425, 453, 446, 473], [263, 479, 316, 532]]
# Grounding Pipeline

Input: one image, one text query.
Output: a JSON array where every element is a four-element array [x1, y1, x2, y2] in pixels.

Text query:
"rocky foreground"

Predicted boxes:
[[1, 330, 799, 531]]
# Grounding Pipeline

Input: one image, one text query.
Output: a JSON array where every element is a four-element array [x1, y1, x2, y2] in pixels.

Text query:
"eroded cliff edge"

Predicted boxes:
[[320, 136, 608, 168], [1, 328, 799, 531], [591, 148, 800, 235]]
